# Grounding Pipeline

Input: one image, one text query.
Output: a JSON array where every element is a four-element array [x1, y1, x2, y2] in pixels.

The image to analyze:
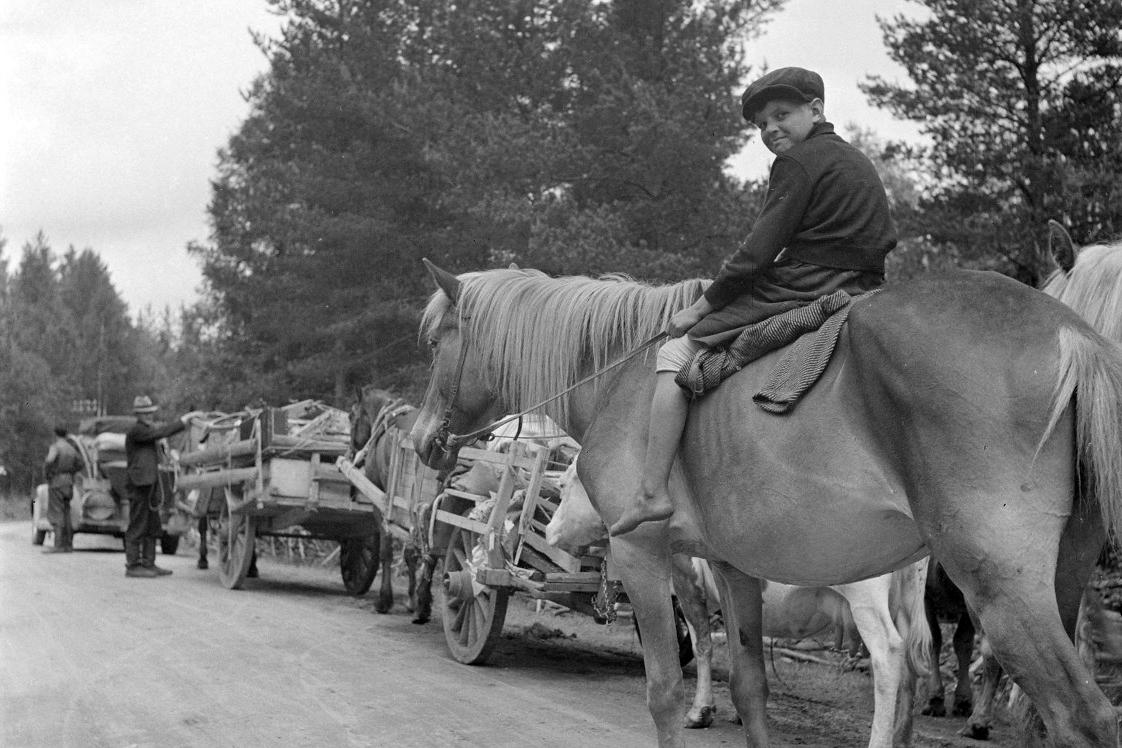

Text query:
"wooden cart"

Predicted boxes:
[[176, 404, 383, 592], [340, 437, 639, 665]]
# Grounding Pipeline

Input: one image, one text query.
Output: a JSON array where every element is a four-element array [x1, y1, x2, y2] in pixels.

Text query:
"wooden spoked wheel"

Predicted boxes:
[[217, 487, 256, 590], [441, 524, 509, 665], [339, 534, 380, 596]]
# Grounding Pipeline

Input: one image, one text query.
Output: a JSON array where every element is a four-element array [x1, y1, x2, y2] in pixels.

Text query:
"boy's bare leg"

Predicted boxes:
[[609, 372, 687, 535]]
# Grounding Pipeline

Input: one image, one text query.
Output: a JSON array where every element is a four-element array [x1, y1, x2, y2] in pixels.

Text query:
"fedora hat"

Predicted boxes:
[[132, 395, 158, 414]]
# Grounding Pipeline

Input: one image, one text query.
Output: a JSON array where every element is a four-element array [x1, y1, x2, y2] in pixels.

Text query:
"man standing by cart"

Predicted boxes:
[[42, 425, 84, 553], [124, 396, 199, 578]]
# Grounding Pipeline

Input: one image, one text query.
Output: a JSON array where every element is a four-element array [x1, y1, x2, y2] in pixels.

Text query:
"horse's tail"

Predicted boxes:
[[1045, 326, 1122, 546], [891, 556, 932, 679]]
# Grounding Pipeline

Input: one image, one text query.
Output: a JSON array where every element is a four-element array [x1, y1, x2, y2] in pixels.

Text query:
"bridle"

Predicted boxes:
[[432, 307, 667, 454]]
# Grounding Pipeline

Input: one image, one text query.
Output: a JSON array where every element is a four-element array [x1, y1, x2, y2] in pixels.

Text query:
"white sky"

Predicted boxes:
[[1, 0, 921, 317]]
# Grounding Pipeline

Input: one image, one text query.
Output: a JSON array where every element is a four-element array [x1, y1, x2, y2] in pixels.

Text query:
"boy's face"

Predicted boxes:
[[752, 98, 823, 155]]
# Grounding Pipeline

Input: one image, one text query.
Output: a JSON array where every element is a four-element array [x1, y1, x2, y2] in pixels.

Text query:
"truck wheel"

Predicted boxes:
[[32, 528, 47, 546], [160, 533, 180, 555]]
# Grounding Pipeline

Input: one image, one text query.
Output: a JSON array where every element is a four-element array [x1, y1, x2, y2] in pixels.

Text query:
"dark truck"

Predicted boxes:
[[32, 416, 188, 553]]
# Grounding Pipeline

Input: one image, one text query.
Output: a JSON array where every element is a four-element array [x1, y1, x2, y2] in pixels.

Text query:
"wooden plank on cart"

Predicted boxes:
[[520, 530, 582, 573], [177, 438, 257, 467], [176, 467, 259, 493], [334, 457, 389, 515], [383, 434, 440, 534], [267, 458, 350, 505]]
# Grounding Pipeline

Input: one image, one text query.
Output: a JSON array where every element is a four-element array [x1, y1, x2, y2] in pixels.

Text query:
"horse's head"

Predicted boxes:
[[1042, 221, 1122, 344], [349, 390, 372, 452], [350, 384, 407, 451], [411, 259, 507, 470]]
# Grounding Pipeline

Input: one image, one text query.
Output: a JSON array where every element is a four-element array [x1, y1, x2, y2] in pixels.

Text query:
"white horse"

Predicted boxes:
[[547, 458, 931, 740]]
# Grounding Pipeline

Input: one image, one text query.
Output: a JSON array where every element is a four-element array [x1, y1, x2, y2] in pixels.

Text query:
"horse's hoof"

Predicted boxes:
[[683, 705, 716, 729], [952, 696, 973, 717], [411, 614, 430, 625], [959, 723, 990, 741], [921, 700, 947, 718], [375, 597, 393, 614]]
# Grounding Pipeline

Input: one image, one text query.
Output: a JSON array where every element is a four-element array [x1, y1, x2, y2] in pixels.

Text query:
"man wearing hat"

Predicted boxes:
[[124, 396, 200, 578], [611, 66, 898, 535]]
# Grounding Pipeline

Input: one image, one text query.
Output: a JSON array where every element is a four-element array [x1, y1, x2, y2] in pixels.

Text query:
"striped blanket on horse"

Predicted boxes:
[[676, 289, 876, 413]]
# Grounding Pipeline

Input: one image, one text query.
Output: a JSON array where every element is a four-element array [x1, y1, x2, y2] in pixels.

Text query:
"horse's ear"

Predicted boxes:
[[1048, 220, 1077, 272], [422, 257, 460, 304], [508, 262, 520, 270]]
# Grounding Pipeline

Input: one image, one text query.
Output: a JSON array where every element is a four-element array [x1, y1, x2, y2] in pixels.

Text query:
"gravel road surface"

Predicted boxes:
[[1, 520, 1010, 747]]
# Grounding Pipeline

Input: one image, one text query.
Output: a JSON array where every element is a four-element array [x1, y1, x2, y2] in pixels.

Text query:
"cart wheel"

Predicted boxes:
[[632, 596, 696, 668], [340, 534, 379, 596], [217, 487, 256, 590], [441, 525, 509, 665]]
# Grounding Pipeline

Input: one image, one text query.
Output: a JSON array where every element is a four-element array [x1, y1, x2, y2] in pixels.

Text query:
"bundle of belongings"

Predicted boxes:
[[181, 400, 352, 519], [75, 416, 176, 521], [675, 289, 878, 413], [427, 446, 569, 558]]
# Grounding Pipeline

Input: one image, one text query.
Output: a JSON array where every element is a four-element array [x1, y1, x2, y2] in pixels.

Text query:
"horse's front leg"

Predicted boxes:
[[612, 535, 688, 747], [374, 526, 395, 614], [708, 561, 769, 747], [412, 554, 437, 624]]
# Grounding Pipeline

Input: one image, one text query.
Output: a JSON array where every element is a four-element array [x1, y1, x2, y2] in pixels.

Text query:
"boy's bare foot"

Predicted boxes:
[[609, 491, 674, 535]]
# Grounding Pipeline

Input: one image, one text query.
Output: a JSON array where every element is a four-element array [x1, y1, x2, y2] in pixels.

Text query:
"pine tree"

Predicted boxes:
[[194, 0, 783, 403], [863, 0, 1122, 284]]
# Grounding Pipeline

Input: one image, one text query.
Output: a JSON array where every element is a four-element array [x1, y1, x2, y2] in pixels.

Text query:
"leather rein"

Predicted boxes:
[[434, 317, 668, 453]]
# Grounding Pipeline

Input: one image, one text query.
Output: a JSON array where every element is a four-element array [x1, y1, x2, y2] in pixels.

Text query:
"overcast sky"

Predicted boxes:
[[1, 1, 920, 317]]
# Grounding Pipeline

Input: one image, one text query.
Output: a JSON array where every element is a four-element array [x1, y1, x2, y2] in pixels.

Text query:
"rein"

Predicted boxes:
[[436, 328, 668, 451]]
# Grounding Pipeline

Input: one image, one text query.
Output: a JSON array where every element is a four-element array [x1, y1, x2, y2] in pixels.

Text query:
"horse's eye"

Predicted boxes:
[[427, 337, 438, 350]]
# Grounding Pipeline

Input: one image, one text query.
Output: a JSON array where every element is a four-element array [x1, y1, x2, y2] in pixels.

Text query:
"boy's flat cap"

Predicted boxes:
[[741, 67, 824, 121]]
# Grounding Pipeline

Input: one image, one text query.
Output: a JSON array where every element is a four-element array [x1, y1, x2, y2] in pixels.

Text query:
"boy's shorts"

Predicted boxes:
[[656, 335, 705, 373]]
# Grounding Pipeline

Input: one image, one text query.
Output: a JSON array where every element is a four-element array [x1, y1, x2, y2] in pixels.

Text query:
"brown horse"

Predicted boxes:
[[410, 260, 1122, 747], [349, 385, 440, 622], [921, 221, 1122, 741], [549, 457, 930, 736]]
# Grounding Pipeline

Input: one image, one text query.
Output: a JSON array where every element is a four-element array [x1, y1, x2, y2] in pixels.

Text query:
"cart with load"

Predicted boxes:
[[338, 428, 692, 665], [175, 401, 383, 592]]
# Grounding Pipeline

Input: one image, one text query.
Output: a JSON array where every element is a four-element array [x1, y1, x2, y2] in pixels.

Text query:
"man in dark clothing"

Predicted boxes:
[[42, 425, 85, 553], [124, 395, 199, 578]]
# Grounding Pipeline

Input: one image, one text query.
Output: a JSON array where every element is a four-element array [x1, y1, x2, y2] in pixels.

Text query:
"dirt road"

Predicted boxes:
[[1, 520, 1009, 747]]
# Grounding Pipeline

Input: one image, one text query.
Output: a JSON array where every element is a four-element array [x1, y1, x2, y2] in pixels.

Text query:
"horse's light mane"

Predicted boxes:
[[1042, 242, 1122, 344], [421, 268, 708, 425]]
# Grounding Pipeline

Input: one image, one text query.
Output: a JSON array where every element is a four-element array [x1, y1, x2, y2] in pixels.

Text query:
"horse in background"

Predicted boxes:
[[922, 221, 1122, 741], [548, 457, 929, 734], [349, 385, 437, 621], [411, 261, 1122, 747]]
